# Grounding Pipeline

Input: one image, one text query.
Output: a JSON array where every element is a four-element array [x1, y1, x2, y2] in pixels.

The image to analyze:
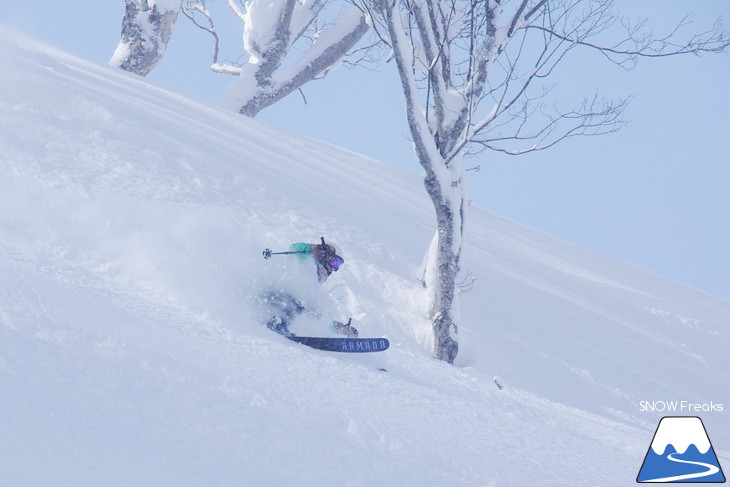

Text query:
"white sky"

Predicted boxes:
[[1, 0, 729, 299]]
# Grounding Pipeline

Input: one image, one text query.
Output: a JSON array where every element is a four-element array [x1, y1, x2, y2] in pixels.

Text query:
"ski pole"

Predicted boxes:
[[262, 249, 312, 259], [263, 238, 330, 259]]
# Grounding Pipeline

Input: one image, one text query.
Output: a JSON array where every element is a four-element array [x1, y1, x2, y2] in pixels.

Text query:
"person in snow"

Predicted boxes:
[[288, 241, 344, 283], [263, 238, 356, 337]]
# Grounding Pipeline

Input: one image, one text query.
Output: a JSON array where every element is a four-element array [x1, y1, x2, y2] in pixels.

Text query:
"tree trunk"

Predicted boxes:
[[110, 0, 180, 76], [381, 0, 465, 363], [423, 168, 464, 364]]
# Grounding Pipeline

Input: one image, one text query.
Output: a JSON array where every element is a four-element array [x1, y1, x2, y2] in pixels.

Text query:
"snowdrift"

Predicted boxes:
[[1, 27, 728, 486]]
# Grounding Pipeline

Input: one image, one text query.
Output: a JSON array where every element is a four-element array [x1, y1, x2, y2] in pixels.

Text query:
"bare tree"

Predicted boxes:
[[362, 0, 729, 364], [184, 0, 371, 117], [110, 0, 181, 76]]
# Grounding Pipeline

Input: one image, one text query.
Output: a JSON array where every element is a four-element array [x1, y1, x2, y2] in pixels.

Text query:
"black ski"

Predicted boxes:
[[286, 335, 390, 353]]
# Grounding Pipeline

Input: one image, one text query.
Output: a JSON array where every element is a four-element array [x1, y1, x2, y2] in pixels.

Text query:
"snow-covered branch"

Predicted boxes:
[[110, 0, 182, 76], [218, 3, 370, 116], [182, 0, 369, 116], [113, 0, 373, 116]]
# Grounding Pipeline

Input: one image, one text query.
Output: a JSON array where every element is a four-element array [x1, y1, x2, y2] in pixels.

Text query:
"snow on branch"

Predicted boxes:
[[185, 0, 371, 116], [111, 0, 182, 76]]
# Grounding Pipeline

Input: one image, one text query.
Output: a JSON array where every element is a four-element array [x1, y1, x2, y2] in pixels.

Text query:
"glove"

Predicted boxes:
[[331, 320, 358, 338]]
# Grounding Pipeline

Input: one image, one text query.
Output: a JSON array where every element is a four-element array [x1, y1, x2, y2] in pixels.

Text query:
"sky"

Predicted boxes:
[[1, 0, 728, 299]]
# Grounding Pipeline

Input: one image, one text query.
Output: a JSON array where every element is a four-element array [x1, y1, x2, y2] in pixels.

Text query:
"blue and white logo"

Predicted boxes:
[[637, 416, 725, 483]]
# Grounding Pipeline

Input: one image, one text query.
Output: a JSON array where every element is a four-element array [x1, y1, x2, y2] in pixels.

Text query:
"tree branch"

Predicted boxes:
[[525, 15, 730, 69]]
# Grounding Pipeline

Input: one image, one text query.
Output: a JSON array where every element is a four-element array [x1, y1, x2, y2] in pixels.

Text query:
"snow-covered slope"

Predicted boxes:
[[1, 27, 728, 486]]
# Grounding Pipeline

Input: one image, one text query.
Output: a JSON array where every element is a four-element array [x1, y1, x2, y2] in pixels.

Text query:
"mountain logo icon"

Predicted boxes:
[[637, 416, 726, 483]]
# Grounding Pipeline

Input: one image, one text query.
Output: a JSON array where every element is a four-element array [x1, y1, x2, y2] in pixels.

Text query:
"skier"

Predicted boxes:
[[263, 238, 356, 337], [287, 240, 344, 284]]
